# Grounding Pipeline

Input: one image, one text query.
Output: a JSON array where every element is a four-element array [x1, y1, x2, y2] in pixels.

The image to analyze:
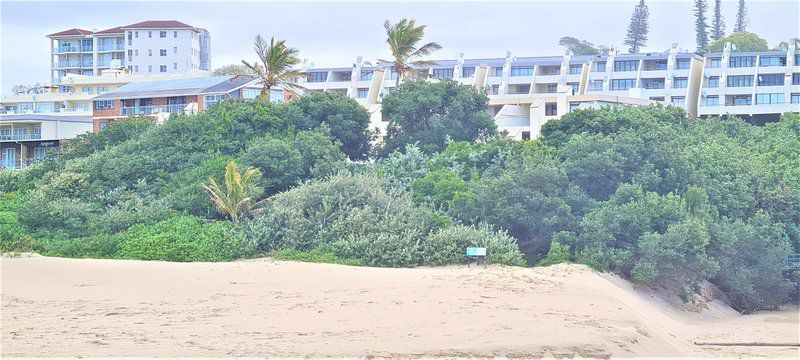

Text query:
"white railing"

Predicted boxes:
[[120, 104, 186, 116], [56, 61, 93, 68], [0, 134, 41, 141], [98, 44, 124, 51], [0, 108, 91, 115]]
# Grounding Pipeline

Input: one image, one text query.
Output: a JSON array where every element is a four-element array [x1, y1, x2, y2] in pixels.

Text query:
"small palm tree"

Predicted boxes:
[[241, 35, 309, 99], [383, 19, 442, 87], [202, 161, 265, 222]]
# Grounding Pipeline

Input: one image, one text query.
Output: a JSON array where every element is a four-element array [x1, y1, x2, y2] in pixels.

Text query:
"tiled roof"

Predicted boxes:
[[120, 20, 195, 29], [93, 76, 256, 100], [94, 26, 123, 35], [47, 28, 93, 37]]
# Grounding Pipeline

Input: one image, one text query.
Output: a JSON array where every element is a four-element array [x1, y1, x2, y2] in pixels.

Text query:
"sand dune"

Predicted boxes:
[[1, 255, 798, 358]]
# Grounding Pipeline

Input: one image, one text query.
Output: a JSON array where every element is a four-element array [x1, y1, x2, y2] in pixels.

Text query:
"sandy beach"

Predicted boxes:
[[1, 255, 798, 358]]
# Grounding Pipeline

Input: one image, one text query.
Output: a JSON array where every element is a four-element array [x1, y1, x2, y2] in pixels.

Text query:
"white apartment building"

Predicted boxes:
[[47, 20, 210, 85], [298, 41, 799, 139]]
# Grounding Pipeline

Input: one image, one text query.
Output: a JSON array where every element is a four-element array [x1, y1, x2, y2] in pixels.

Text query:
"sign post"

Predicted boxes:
[[465, 247, 487, 267]]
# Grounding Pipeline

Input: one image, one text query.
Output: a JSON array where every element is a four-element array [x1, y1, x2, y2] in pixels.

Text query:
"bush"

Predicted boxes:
[[537, 242, 572, 267], [289, 92, 373, 160], [0, 193, 33, 253], [273, 247, 363, 266], [165, 154, 235, 217], [116, 215, 256, 262], [422, 225, 525, 266]]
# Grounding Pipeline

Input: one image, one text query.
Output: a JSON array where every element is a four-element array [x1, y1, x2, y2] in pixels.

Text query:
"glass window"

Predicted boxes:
[[359, 71, 373, 81], [242, 89, 260, 99], [546, 84, 558, 93], [792, 73, 799, 85], [541, 66, 560, 75], [569, 102, 581, 112], [568, 83, 579, 94], [757, 74, 784, 86], [134, 65, 139, 72], [705, 96, 719, 106], [643, 79, 665, 89], [173, 46, 178, 54], [148, 31, 152, 38], [174, 63, 178, 70], [671, 96, 685, 105], [611, 79, 636, 90], [569, 64, 583, 74], [511, 84, 530, 94], [148, 65, 152, 73], [589, 79, 604, 91], [462, 66, 475, 78], [759, 56, 786, 67], [545, 103, 557, 116], [491, 67, 503, 77], [731, 95, 752, 106], [357, 88, 369, 98], [160, 49, 166, 56], [432, 68, 454, 78], [97, 86, 108, 93], [792, 93, 799, 104], [707, 58, 721, 68], [94, 100, 114, 109], [673, 77, 688, 88], [389, 69, 398, 80], [148, 49, 152, 56], [727, 75, 753, 87], [675, 58, 691, 70], [614, 60, 638, 72], [510, 66, 533, 76], [159, 31, 166, 38], [755, 93, 785, 104], [160, 65, 167, 72], [308, 72, 327, 83], [729, 56, 756, 68], [204, 94, 226, 106], [490, 84, 499, 95], [708, 76, 719, 87], [596, 61, 606, 72], [174, 31, 178, 38]]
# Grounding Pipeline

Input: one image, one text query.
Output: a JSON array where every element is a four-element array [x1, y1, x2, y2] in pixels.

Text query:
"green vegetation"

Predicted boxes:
[[706, 31, 768, 53], [1, 77, 797, 314], [558, 36, 600, 56], [241, 35, 308, 97], [624, 0, 649, 53], [382, 18, 442, 86]]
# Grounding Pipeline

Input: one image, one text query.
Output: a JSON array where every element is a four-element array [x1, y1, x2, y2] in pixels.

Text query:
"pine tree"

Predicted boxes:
[[711, 0, 725, 41], [694, 0, 710, 51], [624, 0, 650, 53], [735, 0, 748, 33]]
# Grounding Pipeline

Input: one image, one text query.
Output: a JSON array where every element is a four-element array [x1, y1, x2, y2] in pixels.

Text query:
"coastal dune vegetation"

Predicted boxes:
[[1, 79, 798, 314]]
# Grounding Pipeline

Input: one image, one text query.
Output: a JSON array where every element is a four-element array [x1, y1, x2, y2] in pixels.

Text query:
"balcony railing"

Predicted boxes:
[[120, 104, 186, 116], [0, 133, 41, 141], [55, 60, 93, 68], [1, 108, 90, 115], [98, 44, 124, 51], [0, 158, 50, 170], [98, 59, 124, 67]]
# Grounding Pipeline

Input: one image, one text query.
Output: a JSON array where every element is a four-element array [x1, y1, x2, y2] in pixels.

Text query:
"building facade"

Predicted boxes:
[[0, 115, 93, 170], [48, 20, 210, 85]]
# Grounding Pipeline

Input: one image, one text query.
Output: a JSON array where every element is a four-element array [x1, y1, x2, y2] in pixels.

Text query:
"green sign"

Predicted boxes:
[[466, 247, 486, 257]]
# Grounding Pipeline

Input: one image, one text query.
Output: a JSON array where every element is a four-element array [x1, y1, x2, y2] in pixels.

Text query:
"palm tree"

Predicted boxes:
[[202, 161, 265, 222], [383, 19, 442, 87], [241, 35, 309, 99]]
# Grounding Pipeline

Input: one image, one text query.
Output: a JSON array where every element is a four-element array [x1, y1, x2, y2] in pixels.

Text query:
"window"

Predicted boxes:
[[242, 89, 259, 99], [596, 61, 606, 72], [173, 46, 177, 54], [511, 84, 530, 94], [307, 72, 327, 83], [708, 76, 719, 87], [432, 68, 454, 78], [614, 60, 638, 72], [796, 54, 800, 66], [357, 88, 369, 98], [510, 66, 533, 76], [134, 65, 139, 72], [148, 31, 152, 38], [794, 73, 800, 85], [545, 103, 557, 116], [611, 79, 636, 90], [707, 57, 721, 68], [546, 84, 558, 93], [159, 31, 167, 38], [675, 58, 691, 70], [755, 93, 785, 104], [135, 31, 138, 38], [359, 71, 373, 81], [338, 72, 352, 81], [462, 66, 475, 78], [757, 74, 784, 86], [160, 49, 167, 56], [671, 96, 685, 105], [148, 65, 152, 73], [97, 86, 108, 93], [729, 56, 756, 68], [148, 49, 152, 56], [541, 66, 560, 75], [648, 60, 667, 70], [570, 64, 583, 74], [490, 84, 499, 95], [731, 95, 752, 106], [727, 75, 753, 87], [759, 56, 786, 67], [568, 83, 579, 94], [82, 87, 93, 94], [705, 96, 719, 106], [127, 32, 132, 46], [134, 49, 138, 56], [521, 131, 531, 140], [174, 62, 178, 70], [569, 102, 581, 112], [33, 148, 48, 160], [673, 77, 688, 88], [204, 94, 226, 107], [160, 65, 167, 72], [491, 67, 503, 77], [94, 100, 114, 109], [174, 31, 178, 38], [389, 69, 398, 80], [642, 78, 665, 89], [791, 93, 799, 104], [589, 79, 604, 91]]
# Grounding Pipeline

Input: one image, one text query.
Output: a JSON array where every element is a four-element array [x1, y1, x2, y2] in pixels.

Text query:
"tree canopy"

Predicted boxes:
[[706, 31, 768, 52]]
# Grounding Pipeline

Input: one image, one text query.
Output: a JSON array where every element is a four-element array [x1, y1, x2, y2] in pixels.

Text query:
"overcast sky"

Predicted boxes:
[[1, 0, 798, 94]]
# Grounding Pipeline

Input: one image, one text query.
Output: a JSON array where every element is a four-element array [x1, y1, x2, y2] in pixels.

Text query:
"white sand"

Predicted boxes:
[[1, 255, 798, 358]]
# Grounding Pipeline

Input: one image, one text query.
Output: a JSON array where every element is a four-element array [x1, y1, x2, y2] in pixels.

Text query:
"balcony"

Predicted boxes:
[[55, 60, 93, 68], [98, 44, 124, 52], [1, 108, 91, 115], [97, 59, 124, 67], [0, 133, 41, 141], [120, 104, 186, 116]]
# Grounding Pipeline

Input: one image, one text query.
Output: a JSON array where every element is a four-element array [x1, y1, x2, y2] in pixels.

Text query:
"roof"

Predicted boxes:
[[121, 20, 195, 29], [94, 26, 123, 35], [47, 28, 93, 37], [93, 76, 256, 100]]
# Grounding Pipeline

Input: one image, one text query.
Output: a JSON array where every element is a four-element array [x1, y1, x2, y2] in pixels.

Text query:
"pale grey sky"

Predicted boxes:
[[1, 0, 798, 94]]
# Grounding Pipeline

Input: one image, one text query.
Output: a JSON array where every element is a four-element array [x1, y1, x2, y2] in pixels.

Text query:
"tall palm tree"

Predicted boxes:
[[241, 35, 308, 99], [383, 19, 442, 87], [202, 161, 265, 222]]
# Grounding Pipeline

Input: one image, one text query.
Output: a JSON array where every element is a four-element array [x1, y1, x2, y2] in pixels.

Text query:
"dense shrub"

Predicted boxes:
[[422, 225, 525, 266], [273, 247, 364, 266], [289, 92, 373, 160]]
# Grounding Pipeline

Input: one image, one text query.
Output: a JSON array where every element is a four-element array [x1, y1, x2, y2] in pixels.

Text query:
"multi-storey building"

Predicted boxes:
[[48, 20, 210, 85], [298, 41, 799, 139], [90, 75, 297, 131]]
